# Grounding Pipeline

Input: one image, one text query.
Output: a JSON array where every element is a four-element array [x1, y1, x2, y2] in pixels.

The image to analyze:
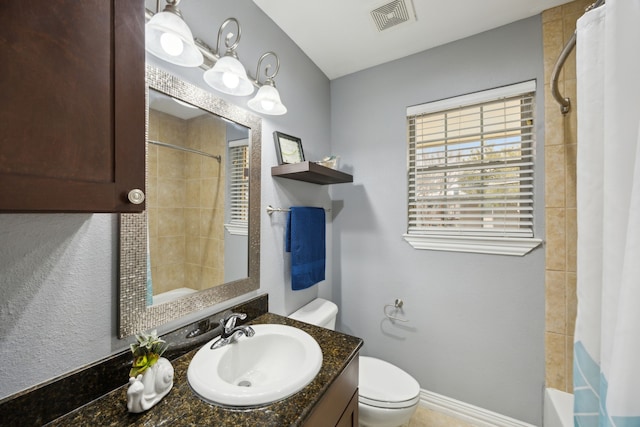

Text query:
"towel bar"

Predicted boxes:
[[266, 205, 331, 215]]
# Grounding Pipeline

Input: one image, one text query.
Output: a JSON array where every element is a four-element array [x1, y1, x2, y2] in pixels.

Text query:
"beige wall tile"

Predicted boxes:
[[148, 110, 160, 141], [544, 52, 562, 87], [566, 208, 577, 272], [201, 157, 222, 179], [148, 208, 158, 239], [543, 20, 565, 74], [157, 235, 186, 266], [565, 337, 574, 393], [566, 272, 577, 336], [200, 237, 224, 269], [148, 144, 158, 179], [154, 262, 185, 294], [546, 332, 567, 390], [545, 145, 566, 207], [201, 266, 224, 289], [185, 154, 202, 179], [157, 207, 185, 237], [545, 88, 566, 146], [542, 6, 563, 24], [149, 236, 158, 266], [200, 178, 223, 209], [158, 147, 185, 180], [543, 0, 583, 393], [184, 208, 200, 237], [185, 236, 201, 266], [564, 79, 578, 140], [185, 179, 200, 208], [546, 208, 567, 271], [565, 144, 577, 208], [184, 264, 203, 291], [158, 178, 186, 208], [158, 113, 187, 146], [546, 270, 567, 334], [200, 209, 224, 241]]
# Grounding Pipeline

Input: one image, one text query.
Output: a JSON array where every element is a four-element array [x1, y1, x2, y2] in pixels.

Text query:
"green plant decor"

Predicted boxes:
[[129, 330, 169, 378]]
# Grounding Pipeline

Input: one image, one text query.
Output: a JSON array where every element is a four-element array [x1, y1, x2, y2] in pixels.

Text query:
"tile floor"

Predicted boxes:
[[408, 406, 474, 427]]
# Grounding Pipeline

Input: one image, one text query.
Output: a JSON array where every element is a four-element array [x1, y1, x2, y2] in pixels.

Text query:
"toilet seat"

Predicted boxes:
[[358, 356, 420, 409]]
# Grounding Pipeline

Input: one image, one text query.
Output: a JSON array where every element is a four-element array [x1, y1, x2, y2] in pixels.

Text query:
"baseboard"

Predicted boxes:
[[419, 389, 537, 427]]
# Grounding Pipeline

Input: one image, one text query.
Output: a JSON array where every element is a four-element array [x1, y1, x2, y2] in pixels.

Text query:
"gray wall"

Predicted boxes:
[[0, 0, 332, 400], [329, 16, 546, 425]]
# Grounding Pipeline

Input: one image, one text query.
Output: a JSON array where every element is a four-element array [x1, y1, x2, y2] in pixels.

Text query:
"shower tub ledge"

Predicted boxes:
[[544, 388, 573, 427]]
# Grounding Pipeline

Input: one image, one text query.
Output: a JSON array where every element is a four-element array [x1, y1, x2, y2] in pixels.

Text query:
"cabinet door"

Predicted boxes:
[[0, 0, 145, 212], [336, 390, 359, 427], [304, 355, 359, 427]]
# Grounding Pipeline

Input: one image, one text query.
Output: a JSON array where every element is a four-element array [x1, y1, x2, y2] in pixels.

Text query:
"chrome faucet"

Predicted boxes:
[[210, 312, 255, 350]]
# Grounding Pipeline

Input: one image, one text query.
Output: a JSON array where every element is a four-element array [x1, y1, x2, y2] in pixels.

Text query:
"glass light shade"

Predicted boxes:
[[146, 11, 203, 67], [203, 56, 254, 96], [248, 84, 287, 115]]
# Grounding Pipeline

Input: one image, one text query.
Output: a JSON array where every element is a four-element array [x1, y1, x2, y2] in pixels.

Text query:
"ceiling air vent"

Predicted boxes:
[[370, 0, 417, 32]]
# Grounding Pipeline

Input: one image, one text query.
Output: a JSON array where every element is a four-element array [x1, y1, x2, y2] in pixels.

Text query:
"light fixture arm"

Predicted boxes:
[[254, 52, 280, 86], [161, 0, 183, 18], [216, 18, 242, 57]]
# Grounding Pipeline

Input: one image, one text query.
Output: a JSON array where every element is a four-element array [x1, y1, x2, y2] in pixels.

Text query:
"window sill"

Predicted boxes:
[[224, 222, 248, 236], [402, 234, 543, 256]]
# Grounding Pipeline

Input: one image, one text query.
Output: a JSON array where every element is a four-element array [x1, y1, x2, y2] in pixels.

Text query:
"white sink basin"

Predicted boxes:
[[187, 324, 323, 407]]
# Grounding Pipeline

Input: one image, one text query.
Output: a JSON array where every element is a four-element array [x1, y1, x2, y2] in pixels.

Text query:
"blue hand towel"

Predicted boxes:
[[286, 207, 326, 290]]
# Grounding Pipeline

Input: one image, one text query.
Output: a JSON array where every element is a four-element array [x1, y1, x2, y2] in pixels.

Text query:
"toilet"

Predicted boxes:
[[290, 298, 420, 427]]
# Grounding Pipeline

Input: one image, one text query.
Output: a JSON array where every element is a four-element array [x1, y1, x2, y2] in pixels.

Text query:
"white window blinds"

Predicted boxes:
[[229, 143, 249, 224], [407, 82, 537, 243]]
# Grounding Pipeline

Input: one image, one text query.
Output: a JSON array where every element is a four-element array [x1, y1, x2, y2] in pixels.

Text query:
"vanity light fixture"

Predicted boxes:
[[145, 2, 287, 115], [247, 52, 287, 115], [145, 0, 204, 67], [203, 19, 254, 96]]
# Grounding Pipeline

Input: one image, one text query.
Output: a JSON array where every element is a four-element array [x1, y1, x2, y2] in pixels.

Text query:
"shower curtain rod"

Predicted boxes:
[[148, 140, 222, 162], [551, 0, 605, 114]]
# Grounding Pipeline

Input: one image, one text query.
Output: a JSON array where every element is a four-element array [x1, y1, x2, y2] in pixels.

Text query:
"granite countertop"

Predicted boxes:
[[46, 313, 363, 427]]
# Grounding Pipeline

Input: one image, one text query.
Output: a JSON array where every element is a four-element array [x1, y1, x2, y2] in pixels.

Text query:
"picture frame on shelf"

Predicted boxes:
[[273, 131, 305, 165]]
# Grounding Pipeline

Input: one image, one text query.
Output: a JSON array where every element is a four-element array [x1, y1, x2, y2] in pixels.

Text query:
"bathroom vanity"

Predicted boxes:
[[45, 313, 362, 426]]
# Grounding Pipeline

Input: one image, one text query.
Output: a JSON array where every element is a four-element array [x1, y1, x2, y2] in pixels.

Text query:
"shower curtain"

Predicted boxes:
[[574, 1, 640, 426]]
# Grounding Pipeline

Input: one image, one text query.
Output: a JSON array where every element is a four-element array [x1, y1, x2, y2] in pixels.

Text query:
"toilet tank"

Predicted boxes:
[[289, 298, 338, 330]]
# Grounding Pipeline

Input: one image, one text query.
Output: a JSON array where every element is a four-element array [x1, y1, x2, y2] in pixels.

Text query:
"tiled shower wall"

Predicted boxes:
[[542, 0, 593, 393], [148, 109, 226, 295]]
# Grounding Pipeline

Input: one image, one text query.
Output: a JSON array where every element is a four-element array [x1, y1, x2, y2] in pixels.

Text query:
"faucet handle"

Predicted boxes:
[[220, 312, 247, 331]]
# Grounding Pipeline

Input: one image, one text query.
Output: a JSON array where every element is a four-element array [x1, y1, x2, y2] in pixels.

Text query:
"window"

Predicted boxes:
[[225, 139, 249, 235], [404, 81, 542, 256]]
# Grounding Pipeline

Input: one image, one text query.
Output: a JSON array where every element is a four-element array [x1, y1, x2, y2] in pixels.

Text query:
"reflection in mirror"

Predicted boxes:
[[119, 65, 261, 338], [147, 90, 249, 306]]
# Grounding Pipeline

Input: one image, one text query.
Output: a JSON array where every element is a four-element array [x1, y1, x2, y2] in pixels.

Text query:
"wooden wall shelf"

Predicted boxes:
[[271, 161, 353, 185]]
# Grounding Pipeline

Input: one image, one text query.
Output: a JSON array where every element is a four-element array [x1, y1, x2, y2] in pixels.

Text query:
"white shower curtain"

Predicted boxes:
[[574, 1, 640, 426]]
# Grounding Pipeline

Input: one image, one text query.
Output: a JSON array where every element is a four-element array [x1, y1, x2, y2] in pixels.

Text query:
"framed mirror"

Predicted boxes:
[[118, 65, 261, 338]]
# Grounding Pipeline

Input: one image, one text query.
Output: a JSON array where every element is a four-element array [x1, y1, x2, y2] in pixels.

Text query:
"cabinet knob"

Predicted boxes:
[[127, 189, 145, 204]]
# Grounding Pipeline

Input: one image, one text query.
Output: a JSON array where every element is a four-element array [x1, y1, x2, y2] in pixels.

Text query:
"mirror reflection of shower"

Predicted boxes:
[[147, 89, 249, 306]]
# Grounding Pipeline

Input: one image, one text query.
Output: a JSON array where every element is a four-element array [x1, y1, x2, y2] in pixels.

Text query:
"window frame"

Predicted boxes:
[[403, 81, 542, 256]]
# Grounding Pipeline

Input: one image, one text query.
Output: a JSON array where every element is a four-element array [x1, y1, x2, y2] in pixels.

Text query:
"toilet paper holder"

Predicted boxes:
[[383, 299, 408, 322]]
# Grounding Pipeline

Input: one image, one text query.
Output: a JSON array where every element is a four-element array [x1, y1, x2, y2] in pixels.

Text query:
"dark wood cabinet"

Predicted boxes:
[[0, 0, 146, 212], [304, 354, 359, 427], [335, 390, 359, 427]]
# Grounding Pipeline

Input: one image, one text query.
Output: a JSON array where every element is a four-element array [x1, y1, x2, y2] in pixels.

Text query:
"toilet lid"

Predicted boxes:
[[358, 356, 420, 409]]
